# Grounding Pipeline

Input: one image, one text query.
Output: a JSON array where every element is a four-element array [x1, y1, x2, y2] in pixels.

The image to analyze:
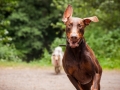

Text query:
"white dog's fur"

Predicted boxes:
[[51, 46, 63, 74]]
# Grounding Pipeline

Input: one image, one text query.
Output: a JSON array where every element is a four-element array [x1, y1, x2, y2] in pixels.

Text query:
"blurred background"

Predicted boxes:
[[0, 0, 120, 69]]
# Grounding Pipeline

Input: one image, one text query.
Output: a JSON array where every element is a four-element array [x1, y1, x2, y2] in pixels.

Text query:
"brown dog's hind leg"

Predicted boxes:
[[67, 75, 83, 90]]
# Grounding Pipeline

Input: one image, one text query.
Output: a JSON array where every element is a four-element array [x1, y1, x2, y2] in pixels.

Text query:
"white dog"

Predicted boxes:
[[51, 46, 63, 74]]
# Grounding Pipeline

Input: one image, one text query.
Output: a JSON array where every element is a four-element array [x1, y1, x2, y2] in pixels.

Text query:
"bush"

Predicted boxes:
[[85, 27, 120, 59], [39, 49, 51, 66], [0, 44, 23, 62], [50, 36, 66, 51]]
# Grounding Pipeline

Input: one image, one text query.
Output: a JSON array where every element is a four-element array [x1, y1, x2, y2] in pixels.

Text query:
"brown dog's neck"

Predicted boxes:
[[66, 37, 85, 48], [66, 38, 86, 58]]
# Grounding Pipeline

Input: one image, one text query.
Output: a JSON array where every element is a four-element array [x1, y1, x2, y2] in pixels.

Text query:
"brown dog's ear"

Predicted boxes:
[[83, 16, 99, 25], [62, 5, 73, 23]]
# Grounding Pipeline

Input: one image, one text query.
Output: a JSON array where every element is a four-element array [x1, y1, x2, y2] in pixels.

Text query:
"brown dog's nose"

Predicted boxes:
[[71, 34, 77, 40], [71, 36, 77, 39]]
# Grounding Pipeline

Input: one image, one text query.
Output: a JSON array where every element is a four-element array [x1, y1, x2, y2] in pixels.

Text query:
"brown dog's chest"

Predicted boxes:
[[63, 53, 95, 84]]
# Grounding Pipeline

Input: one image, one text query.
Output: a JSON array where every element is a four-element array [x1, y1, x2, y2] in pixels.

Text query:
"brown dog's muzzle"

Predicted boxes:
[[68, 38, 81, 48], [70, 34, 77, 40], [67, 30, 82, 48], [67, 34, 81, 48]]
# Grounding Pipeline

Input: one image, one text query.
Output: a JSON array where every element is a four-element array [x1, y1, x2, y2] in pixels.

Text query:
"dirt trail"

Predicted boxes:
[[0, 67, 120, 90]]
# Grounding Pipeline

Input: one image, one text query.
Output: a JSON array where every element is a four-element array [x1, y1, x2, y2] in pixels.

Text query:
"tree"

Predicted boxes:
[[0, 0, 17, 44], [8, 0, 63, 62], [7, 0, 120, 62], [0, 0, 23, 62]]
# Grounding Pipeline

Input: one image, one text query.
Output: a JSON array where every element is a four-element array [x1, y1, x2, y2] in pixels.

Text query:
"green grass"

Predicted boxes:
[[0, 60, 52, 68], [0, 58, 120, 70], [99, 58, 120, 70]]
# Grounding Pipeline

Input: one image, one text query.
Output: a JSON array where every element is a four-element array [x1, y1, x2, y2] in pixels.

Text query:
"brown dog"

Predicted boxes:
[[62, 5, 102, 90]]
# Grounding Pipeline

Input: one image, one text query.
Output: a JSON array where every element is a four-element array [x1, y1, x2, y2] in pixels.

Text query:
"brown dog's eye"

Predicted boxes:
[[77, 24, 81, 28], [68, 23, 73, 28]]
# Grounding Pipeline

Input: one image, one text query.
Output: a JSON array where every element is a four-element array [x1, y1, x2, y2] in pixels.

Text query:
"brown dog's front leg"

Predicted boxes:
[[67, 75, 83, 90], [91, 73, 101, 90]]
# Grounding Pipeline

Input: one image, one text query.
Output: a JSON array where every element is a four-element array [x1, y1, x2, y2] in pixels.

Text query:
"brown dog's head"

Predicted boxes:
[[62, 5, 99, 48]]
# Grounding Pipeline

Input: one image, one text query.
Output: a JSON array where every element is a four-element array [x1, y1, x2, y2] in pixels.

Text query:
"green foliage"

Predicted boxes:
[[0, 28, 12, 43], [99, 58, 120, 69], [0, 44, 22, 62], [84, 27, 120, 69], [51, 0, 120, 30], [0, 0, 119, 69], [8, 0, 63, 61], [51, 37, 66, 51], [0, 0, 18, 20], [39, 49, 51, 66], [97, 0, 120, 29], [85, 27, 120, 59], [0, 0, 18, 43]]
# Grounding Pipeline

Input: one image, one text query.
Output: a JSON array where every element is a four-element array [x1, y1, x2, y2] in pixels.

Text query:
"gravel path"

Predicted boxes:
[[0, 67, 120, 90]]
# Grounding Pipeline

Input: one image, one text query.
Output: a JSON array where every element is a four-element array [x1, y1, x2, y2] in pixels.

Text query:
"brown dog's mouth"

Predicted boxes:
[[68, 39, 80, 48]]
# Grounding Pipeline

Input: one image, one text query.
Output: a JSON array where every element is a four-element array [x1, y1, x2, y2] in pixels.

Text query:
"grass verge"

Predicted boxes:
[[0, 60, 52, 68], [99, 58, 120, 70], [0, 58, 120, 70]]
